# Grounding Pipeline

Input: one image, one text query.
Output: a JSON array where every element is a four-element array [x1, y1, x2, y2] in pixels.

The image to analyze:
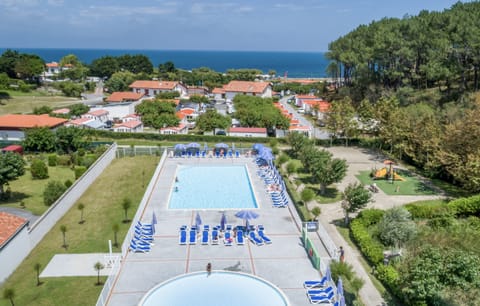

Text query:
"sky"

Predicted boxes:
[[0, 0, 472, 52]]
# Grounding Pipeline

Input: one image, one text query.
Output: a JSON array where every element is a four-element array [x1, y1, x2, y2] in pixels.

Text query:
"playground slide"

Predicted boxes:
[[374, 168, 387, 179]]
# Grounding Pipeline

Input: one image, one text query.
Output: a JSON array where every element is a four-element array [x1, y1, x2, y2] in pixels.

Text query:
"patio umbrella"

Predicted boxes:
[[220, 212, 227, 231], [215, 143, 229, 149], [337, 277, 344, 300], [325, 264, 332, 283], [151, 212, 157, 234], [195, 212, 202, 232], [186, 142, 200, 149], [339, 295, 346, 306], [252, 143, 264, 152], [174, 144, 186, 151], [235, 210, 259, 228]]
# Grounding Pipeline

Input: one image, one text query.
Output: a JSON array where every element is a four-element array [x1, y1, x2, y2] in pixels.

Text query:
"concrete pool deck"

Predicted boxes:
[[105, 155, 331, 306]]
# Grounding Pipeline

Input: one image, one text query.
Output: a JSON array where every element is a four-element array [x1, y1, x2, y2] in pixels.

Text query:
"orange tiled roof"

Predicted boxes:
[[114, 120, 142, 129], [229, 127, 267, 133], [129, 80, 178, 90], [46, 62, 59, 68], [212, 87, 225, 94], [52, 108, 70, 114], [176, 112, 186, 120], [303, 100, 331, 112], [0, 114, 67, 129], [69, 118, 93, 126], [179, 108, 195, 115], [0, 212, 28, 247], [107, 92, 145, 102], [87, 109, 109, 117], [223, 81, 270, 94], [296, 94, 317, 99], [161, 123, 187, 131]]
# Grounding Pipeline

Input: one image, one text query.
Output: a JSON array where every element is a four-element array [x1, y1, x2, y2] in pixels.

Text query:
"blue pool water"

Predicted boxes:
[[139, 271, 289, 306], [169, 165, 258, 210]]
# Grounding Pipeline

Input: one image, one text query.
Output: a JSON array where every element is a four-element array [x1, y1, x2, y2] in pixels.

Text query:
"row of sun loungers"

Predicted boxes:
[[129, 221, 155, 253], [303, 276, 338, 304], [178, 224, 272, 246], [173, 150, 243, 158]]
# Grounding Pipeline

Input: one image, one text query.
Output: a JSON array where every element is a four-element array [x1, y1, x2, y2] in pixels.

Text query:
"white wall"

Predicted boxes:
[[0, 226, 29, 282], [91, 102, 139, 121], [0, 130, 25, 141]]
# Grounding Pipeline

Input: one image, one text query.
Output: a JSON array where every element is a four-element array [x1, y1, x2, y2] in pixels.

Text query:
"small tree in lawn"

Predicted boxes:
[[2, 287, 15, 306], [301, 188, 315, 211], [34, 262, 42, 286], [77, 202, 85, 224], [311, 206, 321, 221], [285, 160, 298, 180], [341, 182, 372, 224], [112, 223, 120, 247], [94, 261, 105, 285], [60, 225, 68, 249], [121, 197, 132, 223]]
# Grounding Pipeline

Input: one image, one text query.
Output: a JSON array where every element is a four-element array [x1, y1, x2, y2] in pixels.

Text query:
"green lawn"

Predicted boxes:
[[0, 90, 80, 115], [2, 166, 75, 215], [0, 155, 159, 306], [355, 170, 438, 196]]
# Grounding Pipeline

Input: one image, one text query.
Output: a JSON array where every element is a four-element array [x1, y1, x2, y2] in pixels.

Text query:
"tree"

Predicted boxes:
[[112, 223, 120, 247], [43, 180, 67, 206], [121, 197, 132, 223], [30, 158, 49, 179], [33, 105, 52, 115], [195, 109, 231, 134], [59, 54, 81, 67], [104, 71, 137, 92], [23, 127, 56, 152], [324, 97, 357, 146], [89, 56, 119, 78], [34, 262, 42, 286], [308, 150, 348, 195], [55, 126, 86, 154], [56, 81, 83, 97], [301, 188, 315, 211], [341, 182, 372, 224], [94, 261, 105, 285], [78, 203, 85, 224], [68, 103, 90, 117], [2, 288, 15, 306], [285, 160, 298, 179], [0, 152, 25, 198], [0, 49, 20, 78], [15, 53, 44, 80], [135, 99, 179, 129], [311, 206, 321, 220], [117, 54, 153, 74], [377, 207, 416, 248], [60, 225, 67, 249]]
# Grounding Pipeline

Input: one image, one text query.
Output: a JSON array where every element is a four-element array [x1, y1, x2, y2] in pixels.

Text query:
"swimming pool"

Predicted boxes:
[[169, 165, 258, 209], [138, 271, 290, 306]]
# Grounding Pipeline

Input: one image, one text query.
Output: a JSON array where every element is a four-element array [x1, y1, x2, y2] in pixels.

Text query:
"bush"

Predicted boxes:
[[277, 153, 289, 165], [405, 202, 449, 219], [447, 195, 480, 217], [30, 158, 49, 179], [357, 209, 384, 226], [74, 166, 87, 179], [43, 181, 67, 206], [64, 179, 73, 188], [350, 219, 384, 265], [47, 154, 57, 166], [57, 155, 71, 166], [375, 265, 399, 294]]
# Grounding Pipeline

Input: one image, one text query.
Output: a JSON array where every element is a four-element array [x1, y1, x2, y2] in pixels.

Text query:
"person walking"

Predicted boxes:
[[339, 246, 345, 263]]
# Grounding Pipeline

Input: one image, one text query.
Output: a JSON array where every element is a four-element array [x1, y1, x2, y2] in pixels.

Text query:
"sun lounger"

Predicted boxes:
[[201, 230, 209, 245], [179, 230, 187, 245], [224, 231, 233, 246], [203, 225, 210, 231], [135, 228, 154, 237], [202, 151, 206, 158], [134, 234, 154, 244], [235, 151, 240, 158], [248, 231, 264, 246], [258, 230, 272, 244], [236, 230, 245, 245], [211, 229, 219, 245], [228, 151, 233, 158], [225, 224, 233, 231], [307, 286, 334, 296], [303, 277, 328, 289], [307, 291, 335, 304], [130, 241, 151, 253], [215, 151, 220, 158], [189, 230, 197, 245], [179, 225, 187, 231]]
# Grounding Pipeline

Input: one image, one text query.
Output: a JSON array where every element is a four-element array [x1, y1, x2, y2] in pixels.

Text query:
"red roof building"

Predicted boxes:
[[106, 92, 145, 103], [0, 212, 28, 248]]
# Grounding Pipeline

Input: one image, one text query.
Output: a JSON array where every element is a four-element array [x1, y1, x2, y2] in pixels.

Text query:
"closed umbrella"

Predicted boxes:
[[187, 142, 200, 149], [174, 144, 186, 151], [337, 277, 344, 301], [220, 212, 227, 231], [325, 264, 332, 283], [151, 212, 157, 234], [195, 212, 202, 232]]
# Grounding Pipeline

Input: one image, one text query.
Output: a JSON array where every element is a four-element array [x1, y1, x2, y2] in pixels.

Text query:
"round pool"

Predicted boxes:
[[139, 271, 290, 306]]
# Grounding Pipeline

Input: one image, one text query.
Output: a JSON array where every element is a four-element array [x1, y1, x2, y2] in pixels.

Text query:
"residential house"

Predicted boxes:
[[129, 80, 187, 97], [160, 123, 188, 135], [106, 92, 145, 103], [112, 120, 143, 133], [187, 86, 209, 97], [302, 99, 331, 120], [0, 212, 29, 282], [212, 81, 272, 101], [82, 109, 109, 122], [294, 94, 318, 108], [65, 117, 104, 129], [52, 108, 70, 116], [43, 62, 73, 79], [0, 114, 67, 140], [228, 127, 268, 138]]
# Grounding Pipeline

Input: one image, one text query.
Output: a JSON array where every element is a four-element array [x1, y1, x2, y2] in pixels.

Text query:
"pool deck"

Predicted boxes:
[[106, 156, 331, 306]]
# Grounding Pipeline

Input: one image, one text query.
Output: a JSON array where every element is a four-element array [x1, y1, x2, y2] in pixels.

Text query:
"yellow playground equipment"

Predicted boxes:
[[373, 160, 405, 181]]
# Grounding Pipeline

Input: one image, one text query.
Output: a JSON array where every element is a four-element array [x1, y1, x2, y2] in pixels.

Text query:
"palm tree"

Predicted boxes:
[[77, 202, 85, 224], [94, 261, 105, 285], [112, 223, 120, 247], [3, 288, 15, 306], [121, 198, 132, 223], [60, 225, 67, 249], [34, 263, 42, 286]]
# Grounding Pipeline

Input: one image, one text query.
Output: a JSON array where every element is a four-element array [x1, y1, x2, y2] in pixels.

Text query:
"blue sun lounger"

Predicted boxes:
[[235, 151, 240, 158], [307, 286, 334, 296], [236, 230, 245, 245], [189, 230, 197, 245], [307, 291, 335, 304], [201, 230, 209, 245], [179, 230, 187, 245], [303, 276, 328, 289], [258, 230, 272, 244], [248, 231, 263, 246], [211, 229, 219, 245], [130, 241, 151, 253], [224, 231, 233, 246]]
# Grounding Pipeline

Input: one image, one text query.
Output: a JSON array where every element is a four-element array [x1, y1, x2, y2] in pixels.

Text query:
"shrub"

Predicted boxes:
[[82, 156, 95, 168], [375, 265, 399, 294], [64, 179, 73, 188], [47, 154, 57, 166], [350, 219, 384, 265], [405, 202, 449, 219], [74, 166, 87, 179], [57, 155, 71, 166], [30, 158, 49, 179], [447, 195, 480, 217], [427, 215, 456, 229], [43, 181, 67, 206], [277, 153, 289, 165], [357, 209, 384, 226]]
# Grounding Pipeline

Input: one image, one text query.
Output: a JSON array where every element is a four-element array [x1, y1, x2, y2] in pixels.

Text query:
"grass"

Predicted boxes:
[[355, 170, 437, 196], [1, 166, 75, 215], [0, 90, 79, 115], [0, 155, 159, 306]]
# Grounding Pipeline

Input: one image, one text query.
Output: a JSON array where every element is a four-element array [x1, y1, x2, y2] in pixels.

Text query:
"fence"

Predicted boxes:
[[95, 255, 121, 306]]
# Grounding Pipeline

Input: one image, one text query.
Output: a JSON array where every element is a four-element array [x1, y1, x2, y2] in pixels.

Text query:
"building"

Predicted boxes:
[[186, 86, 209, 97], [82, 109, 109, 122], [160, 123, 188, 135], [106, 92, 145, 103], [0, 212, 29, 282], [43, 62, 73, 79], [0, 114, 67, 140], [228, 127, 268, 138], [212, 81, 272, 101], [112, 120, 143, 133], [129, 81, 187, 97]]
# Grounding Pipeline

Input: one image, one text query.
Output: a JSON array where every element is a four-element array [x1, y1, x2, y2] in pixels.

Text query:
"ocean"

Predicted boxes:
[[0, 48, 329, 78]]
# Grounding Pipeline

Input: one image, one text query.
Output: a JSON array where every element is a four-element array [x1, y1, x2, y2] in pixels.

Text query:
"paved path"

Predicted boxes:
[[311, 146, 446, 306]]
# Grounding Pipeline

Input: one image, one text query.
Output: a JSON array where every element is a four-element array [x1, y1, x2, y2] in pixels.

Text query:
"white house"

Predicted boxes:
[[43, 62, 73, 79], [212, 81, 272, 101], [0, 114, 67, 140], [82, 109, 109, 122], [129, 80, 187, 97], [228, 127, 268, 138], [113, 120, 143, 133], [106, 92, 145, 103], [0, 212, 29, 282], [160, 123, 188, 135]]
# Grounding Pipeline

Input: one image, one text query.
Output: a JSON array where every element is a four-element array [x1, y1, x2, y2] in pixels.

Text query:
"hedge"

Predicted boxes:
[[404, 202, 450, 219], [447, 194, 480, 217], [350, 218, 384, 265]]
